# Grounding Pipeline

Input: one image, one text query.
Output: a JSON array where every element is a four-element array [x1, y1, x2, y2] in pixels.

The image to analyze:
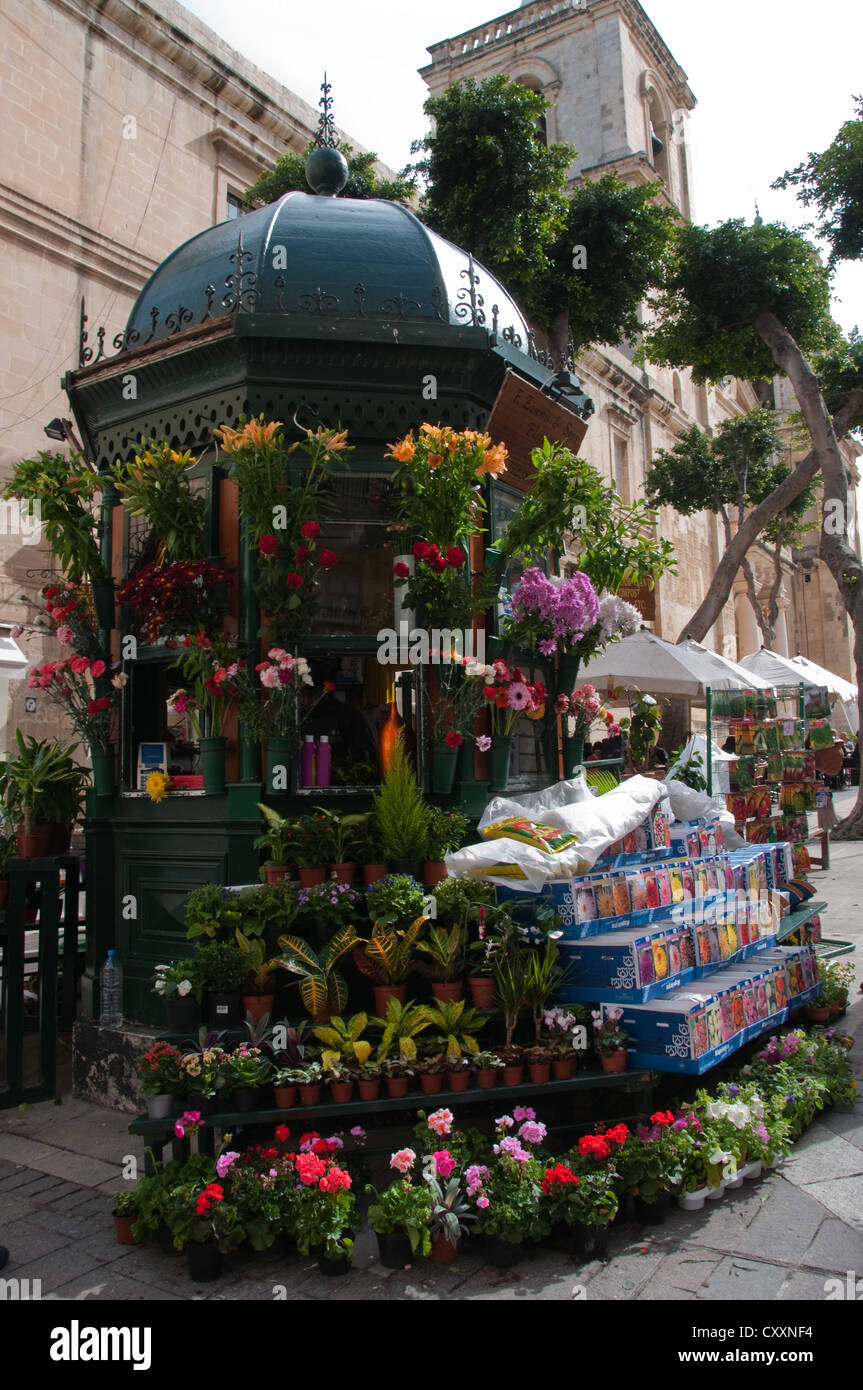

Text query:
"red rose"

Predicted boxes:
[[430, 557, 447, 574], [393, 561, 409, 578], [286, 573, 303, 588], [446, 545, 465, 568], [319, 549, 337, 569], [413, 541, 430, 560], [258, 534, 279, 556], [295, 545, 310, 563], [444, 731, 463, 749], [300, 521, 320, 539], [323, 681, 335, 691]]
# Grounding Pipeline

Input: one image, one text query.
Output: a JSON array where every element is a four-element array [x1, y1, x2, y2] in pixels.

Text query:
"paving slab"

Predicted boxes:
[[26, 1208, 90, 1239], [816, 1109, 863, 1153], [577, 1247, 666, 1300], [46, 1272, 183, 1301], [10, 1246, 115, 1294], [776, 1268, 846, 1301], [645, 1253, 723, 1294], [799, 1174, 863, 1233], [783, 1129, 863, 1185], [801, 1217, 863, 1274], [726, 1179, 829, 1262], [696, 1255, 791, 1301], [0, 1135, 117, 1187], [2, 1217, 77, 1263]]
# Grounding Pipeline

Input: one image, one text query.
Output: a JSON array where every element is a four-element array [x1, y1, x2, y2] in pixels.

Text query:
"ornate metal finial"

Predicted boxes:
[[314, 72, 340, 149], [306, 73, 349, 196], [754, 201, 763, 226]]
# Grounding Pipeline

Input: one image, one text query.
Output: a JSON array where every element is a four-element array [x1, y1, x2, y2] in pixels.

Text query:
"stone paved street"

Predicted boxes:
[[2, 810, 861, 1302]]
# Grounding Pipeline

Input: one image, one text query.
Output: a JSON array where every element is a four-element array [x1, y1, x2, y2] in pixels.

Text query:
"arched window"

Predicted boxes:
[[514, 73, 551, 147]]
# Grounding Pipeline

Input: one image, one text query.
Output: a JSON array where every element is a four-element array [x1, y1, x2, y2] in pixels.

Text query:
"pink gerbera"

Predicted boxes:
[[507, 681, 530, 711]]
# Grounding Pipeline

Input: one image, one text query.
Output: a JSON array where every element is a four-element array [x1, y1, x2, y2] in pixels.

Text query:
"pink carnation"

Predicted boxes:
[[55, 625, 74, 645]]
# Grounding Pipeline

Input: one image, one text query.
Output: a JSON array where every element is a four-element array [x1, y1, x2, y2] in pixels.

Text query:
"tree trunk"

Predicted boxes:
[[546, 308, 572, 368], [741, 554, 775, 647], [753, 311, 863, 835], [676, 392, 862, 645]]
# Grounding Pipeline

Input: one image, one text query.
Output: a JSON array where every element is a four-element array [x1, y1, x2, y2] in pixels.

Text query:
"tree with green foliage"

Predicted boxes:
[[772, 96, 863, 266], [642, 100, 863, 834], [244, 141, 415, 208], [645, 408, 816, 646], [409, 75, 673, 357]]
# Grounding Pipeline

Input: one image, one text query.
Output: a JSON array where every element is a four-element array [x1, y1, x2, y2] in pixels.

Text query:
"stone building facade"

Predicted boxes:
[[421, 0, 859, 680]]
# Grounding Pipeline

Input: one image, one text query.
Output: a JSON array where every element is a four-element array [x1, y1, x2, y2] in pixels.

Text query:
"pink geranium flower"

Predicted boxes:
[[433, 1150, 456, 1179], [390, 1148, 416, 1174], [427, 1108, 454, 1137]]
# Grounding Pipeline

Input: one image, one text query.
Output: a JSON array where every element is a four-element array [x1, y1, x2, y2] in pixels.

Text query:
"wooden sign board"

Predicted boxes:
[[616, 578, 656, 622], [486, 371, 590, 492]]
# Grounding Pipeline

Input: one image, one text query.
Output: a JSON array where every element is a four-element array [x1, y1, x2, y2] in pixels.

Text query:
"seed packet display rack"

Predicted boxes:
[[496, 806, 820, 1075]]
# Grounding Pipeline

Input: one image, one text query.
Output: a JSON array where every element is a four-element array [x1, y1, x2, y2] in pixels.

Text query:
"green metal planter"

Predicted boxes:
[[199, 737, 227, 795], [488, 735, 513, 792], [431, 740, 459, 794], [265, 737, 294, 795], [91, 747, 115, 797]]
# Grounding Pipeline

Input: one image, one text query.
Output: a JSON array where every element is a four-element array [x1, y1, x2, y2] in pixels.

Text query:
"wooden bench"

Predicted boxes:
[[805, 827, 830, 870]]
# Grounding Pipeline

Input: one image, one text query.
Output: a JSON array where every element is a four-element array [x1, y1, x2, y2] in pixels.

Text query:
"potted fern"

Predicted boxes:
[[373, 732, 430, 878]]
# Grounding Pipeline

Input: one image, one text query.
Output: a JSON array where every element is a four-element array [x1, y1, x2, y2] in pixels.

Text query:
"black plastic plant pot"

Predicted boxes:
[[590, 1225, 610, 1260], [207, 991, 240, 1029], [486, 1236, 522, 1269], [165, 996, 201, 1034], [317, 1253, 352, 1277], [187, 1242, 222, 1282], [376, 1231, 412, 1269], [389, 858, 423, 878], [634, 1193, 669, 1226], [157, 1222, 176, 1256]]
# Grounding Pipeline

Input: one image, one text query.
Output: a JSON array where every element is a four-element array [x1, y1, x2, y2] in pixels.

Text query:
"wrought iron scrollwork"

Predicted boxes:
[[431, 286, 447, 322], [378, 291, 421, 320], [298, 287, 339, 314], [353, 282, 367, 317], [200, 284, 216, 323], [454, 254, 485, 326], [223, 232, 258, 313], [143, 306, 160, 345], [79, 299, 91, 366], [502, 324, 522, 349], [165, 306, 194, 335]]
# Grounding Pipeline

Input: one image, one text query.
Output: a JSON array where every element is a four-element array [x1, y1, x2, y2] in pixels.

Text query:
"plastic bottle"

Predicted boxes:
[[300, 735, 316, 787], [100, 949, 123, 1029], [316, 734, 331, 788]]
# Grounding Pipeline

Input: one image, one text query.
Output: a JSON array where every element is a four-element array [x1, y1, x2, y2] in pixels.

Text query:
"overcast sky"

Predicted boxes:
[[181, 0, 863, 334]]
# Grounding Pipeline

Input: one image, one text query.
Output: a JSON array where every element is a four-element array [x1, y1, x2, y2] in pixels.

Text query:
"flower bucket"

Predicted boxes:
[[376, 1231, 412, 1269], [317, 1251, 352, 1277], [634, 1193, 669, 1226], [207, 992, 240, 1030], [705, 1183, 725, 1201], [488, 735, 512, 792], [528, 1063, 551, 1085], [146, 1094, 173, 1119], [740, 1160, 763, 1181], [373, 984, 406, 1015], [357, 1078, 381, 1101], [432, 741, 459, 794], [187, 1241, 222, 1282], [91, 747, 115, 797], [299, 1084, 322, 1106], [562, 734, 585, 777], [232, 1086, 260, 1113], [329, 1081, 354, 1104], [502, 1065, 524, 1087], [552, 1058, 576, 1080], [557, 653, 581, 691], [113, 1212, 136, 1245], [330, 862, 355, 885], [385, 1076, 410, 1099], [199, 736, 227, 795], [429, 1232, 459, 1265], [265, 737, 294, 794]]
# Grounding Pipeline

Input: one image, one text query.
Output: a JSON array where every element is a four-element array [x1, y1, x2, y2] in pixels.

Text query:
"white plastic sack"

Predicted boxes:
[[664, 778, 745, 850], [446, 775, 667, 890]]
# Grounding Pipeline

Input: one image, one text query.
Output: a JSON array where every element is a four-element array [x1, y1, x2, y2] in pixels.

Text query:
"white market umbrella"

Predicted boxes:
[[738, 647, 824, 690], [579, 630, 769, 700], [0, 628, 28, 679], [678, 638, 772, 691], [786, 653, 857, 704]]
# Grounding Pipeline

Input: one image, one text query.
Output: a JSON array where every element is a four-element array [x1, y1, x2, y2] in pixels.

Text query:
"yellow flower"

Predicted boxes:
[[526, 704, 545, 721], [146, 771, 172, 803]]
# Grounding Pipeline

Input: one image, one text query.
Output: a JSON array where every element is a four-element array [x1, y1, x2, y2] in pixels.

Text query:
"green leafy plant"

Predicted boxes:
[[2, 732, 87, 833], [523, 938, 570, 1042], [234, 930, 278, 996], [275, 926, 358, 1016], [314, 807, 365, 863], [109, 440, 205, 564], [419, 997, 486, 1059], [152, 960, 202, 1005], [368, 998, 431, 1063], [3, 450, 105, 582], [313, 1013, 373, 1071], [184, 884, 244, 942], [193, 940, 247, 994], [494, 952, 529, 1048], [618, 692, 667, 772], [425, 806, 468, 861], [413, 922, 465, 984], [245, 139, 416, 208], [364, 874, 427, 927], [366, 1171, 432, 1257], [112, 1190, 139, 1219], [254, 804, 301, 867], [670, 744, 708, 792], [372, 733, 431, 860]]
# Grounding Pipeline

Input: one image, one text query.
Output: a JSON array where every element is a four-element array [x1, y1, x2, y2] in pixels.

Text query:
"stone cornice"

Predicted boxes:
[[0, 180, 156, 295]]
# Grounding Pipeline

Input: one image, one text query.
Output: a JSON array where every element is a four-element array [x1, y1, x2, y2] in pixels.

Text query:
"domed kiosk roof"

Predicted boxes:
[[124, 192, 534, 351]]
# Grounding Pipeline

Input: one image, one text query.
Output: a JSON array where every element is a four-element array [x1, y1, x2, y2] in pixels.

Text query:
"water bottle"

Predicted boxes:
[[100, 949, 123, 1028], [316, 735, 331, 788]]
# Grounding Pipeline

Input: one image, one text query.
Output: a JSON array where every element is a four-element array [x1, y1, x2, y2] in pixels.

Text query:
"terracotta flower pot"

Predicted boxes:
[[264, 864, 291, 885], [298, 867, 327, 888], [273, 1086, 297, 1109], [805, 1005, 831, 1023], [299, 1084, 322, 1106], [329, 1081, 354, 1104], [446, 1070, 470, 1092], [430, 1232, 459, 1265], [423, 860, 448, 887], [330, 862, 355, 885], [600, 1050, 627, 1074], [420, 1072, 443, 1094], [528, 1062, 551, 1084], [242, 994, 275, 1025], [502, 1065, 524, 1087], [475, 1068, 498, 1089], [552, 1058, 576, 1081], [431, 981, 463, 1004], [113, 1212, 136, 1245], [468, 976, 496, 1011], [363, 863, 388, 885], [16, 828, 42, 859], [373, 984, 406, 1014], [385, 1076, 410, 1099], [358, 1079, 381, 1101]]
